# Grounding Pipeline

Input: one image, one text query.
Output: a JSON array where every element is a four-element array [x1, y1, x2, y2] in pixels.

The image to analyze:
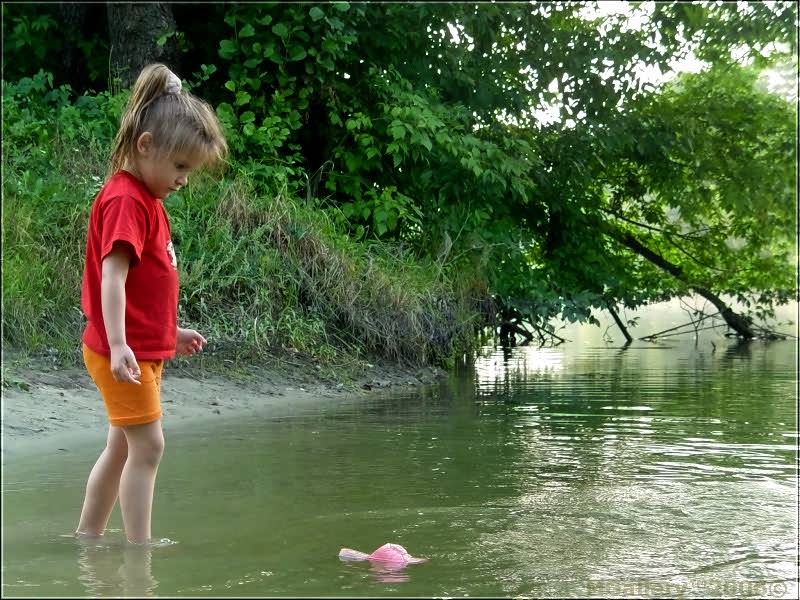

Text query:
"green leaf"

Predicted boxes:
[[216, 102, 236, 125], [326, 16, 344, 30], [309, 7, 325, 21], [219, 39, 237, 59], [239, 24, 255, 38], [389, 124, 406, 140], [235, 90, 251, 105], [271, 22, 289, 38], [224, 80, 236, 92], [288, 45, 307, 61], [332, 2, 350, 11]]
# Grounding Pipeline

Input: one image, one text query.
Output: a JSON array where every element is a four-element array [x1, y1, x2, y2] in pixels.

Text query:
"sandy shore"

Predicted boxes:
[[1, 352, 444, 459]]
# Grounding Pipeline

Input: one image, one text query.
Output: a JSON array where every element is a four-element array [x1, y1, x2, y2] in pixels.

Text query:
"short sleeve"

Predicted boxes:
[[99, 195, 150, 267]]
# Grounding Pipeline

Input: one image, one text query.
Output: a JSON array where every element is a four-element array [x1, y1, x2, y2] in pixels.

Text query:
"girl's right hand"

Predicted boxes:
[[109, 343, 141, 384]]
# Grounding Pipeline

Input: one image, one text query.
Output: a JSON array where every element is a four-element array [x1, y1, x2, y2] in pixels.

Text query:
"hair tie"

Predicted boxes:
[[166, 71, 182, 94]]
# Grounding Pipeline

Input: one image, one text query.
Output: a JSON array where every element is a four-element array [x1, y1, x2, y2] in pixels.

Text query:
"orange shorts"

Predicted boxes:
[[82, 344, 163, 427]]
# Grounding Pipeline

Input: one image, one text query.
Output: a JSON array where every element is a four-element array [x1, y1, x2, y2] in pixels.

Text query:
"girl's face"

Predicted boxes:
[[132, 133, 202, 199]]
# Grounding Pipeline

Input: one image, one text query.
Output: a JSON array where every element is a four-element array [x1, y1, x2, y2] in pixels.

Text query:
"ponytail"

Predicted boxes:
[[107, 64, 227, 179]]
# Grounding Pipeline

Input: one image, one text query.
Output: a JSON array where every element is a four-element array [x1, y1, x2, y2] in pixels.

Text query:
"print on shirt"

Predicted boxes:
[[166, 240, 177, 269]]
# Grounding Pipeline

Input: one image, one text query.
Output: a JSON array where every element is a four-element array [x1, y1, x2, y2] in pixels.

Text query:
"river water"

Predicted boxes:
[[2, 306, 797, 598]]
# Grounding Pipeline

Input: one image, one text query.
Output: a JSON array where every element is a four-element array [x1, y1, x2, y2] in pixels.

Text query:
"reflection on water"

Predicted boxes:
[[76, 538, 158, 598], [340, 559, 415, 584], [368, 562, 411, 584], [2, 324, 797, 597]]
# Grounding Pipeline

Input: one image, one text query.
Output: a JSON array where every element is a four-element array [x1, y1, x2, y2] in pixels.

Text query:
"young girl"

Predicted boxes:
[[75, 63, 227, 545]]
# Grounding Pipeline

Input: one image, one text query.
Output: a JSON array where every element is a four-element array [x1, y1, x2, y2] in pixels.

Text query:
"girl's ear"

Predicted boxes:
[[136, 132, 154, 155]]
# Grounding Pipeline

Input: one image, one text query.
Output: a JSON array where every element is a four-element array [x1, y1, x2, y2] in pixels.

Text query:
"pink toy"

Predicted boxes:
[[338, 543, 427, 566]]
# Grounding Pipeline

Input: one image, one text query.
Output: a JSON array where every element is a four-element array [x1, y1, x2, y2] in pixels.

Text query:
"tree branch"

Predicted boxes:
[[606, 299, 632, 343], [603, 224, 757, 338], [603, 209, 727, 272], [602, 208, 712, 240]]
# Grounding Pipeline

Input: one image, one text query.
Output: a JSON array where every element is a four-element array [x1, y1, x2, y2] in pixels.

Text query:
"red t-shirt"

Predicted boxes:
[[81, 170, 179, 360]]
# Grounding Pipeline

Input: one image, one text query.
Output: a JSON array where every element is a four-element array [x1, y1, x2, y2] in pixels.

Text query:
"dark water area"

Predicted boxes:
[[2, 316, 797, 597]]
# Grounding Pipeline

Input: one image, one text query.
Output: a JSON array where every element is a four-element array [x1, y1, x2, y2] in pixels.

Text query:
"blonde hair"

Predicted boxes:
[[107, 63, 228, 179]]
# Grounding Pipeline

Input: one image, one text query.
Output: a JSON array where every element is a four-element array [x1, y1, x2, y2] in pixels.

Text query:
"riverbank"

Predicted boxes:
[[0, 349, 446, 459]]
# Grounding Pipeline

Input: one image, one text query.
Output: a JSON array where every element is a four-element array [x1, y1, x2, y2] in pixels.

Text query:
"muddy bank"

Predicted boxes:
[[1, 350, 446, 459]]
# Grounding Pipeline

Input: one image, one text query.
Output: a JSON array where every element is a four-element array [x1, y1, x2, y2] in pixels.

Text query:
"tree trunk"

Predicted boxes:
[[605, 225, 757, 338], [606, 300, 633, 344], [107, 3, 179, 90], [57, 3, 90, 89]]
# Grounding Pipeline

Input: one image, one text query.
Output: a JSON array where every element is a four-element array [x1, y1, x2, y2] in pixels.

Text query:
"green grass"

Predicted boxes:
[[2, 77, 481, 373]]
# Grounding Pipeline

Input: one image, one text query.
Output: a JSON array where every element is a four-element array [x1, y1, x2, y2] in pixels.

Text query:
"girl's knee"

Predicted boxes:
[[105, 442, 129, 466], [151, 434, 165, 460], [107, 429, 129, 459], [124, 423, 165, 466], [138, 435, 164, 466]]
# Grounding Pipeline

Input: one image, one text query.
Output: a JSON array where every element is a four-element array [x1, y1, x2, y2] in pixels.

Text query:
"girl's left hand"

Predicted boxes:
[[176, 327, 207, 356]]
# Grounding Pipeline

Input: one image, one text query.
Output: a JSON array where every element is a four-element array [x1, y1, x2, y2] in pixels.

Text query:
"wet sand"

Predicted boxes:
[[1, 353, 444, 459]]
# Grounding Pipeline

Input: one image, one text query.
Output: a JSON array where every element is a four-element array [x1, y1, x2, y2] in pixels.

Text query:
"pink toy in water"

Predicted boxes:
[[339, 543, 427, 566]]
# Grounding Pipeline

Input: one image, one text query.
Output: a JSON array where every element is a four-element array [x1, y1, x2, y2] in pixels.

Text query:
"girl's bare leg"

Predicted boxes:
[[118, 419, 165, 544], [76, 426, 128, 537]]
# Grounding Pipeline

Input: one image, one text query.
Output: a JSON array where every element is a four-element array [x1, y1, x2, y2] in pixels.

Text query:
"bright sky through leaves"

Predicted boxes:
[[445, 1, 795, 128]]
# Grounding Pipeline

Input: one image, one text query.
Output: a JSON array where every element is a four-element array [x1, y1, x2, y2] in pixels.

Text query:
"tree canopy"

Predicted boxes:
[[3, 1, 796, 340]]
